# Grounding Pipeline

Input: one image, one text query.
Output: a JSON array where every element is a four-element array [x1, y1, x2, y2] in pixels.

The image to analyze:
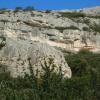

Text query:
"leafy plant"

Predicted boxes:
[[0, 36, 6, 50], [14, 7, 23, 13], [89, 22, 100, 33], [0, 53, 99, 100], [24, 6, 35, 11], [59, 12, 86, 18], [55, 25, 79, 33], [82, 27, 90, 31]]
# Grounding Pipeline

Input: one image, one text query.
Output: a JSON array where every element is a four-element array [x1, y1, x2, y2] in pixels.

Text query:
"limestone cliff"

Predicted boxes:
[[0, 7, 100, 52], [0, 7, 100, 77]]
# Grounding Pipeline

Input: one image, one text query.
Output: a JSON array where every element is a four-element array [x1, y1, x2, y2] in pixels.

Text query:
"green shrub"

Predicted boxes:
[[0, 54, 99, 100], [0, 36, 6, 50], [24, 6, 35, 11], [0, 8, 9, 14], [14, 7, 23, 13], [82, 27, 90, 31], [78, 48, 92, 54], [15, 7, 23, 10], [89, 22, 100, 33], [55, 25, 79, 32], [87, 15, 100, 19], [45, 10, 51, 13], [83, 18, 90, 25], [36, 14, 43, 17], [59, 12, 86, 18]]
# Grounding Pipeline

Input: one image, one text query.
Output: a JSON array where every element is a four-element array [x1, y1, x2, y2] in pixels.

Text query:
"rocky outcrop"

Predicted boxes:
[[0, 37, 71, 78], [79, 6, 100, 15], [0, 8, 100, 52], [0, 7, 100, 77]]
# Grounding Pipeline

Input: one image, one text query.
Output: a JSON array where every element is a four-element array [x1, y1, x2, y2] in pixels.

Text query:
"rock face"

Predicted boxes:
[[80, 6, 100, 15], [0, 37, 71, 78], [0, 7, 100, 52], [0, 7, 100, 78]]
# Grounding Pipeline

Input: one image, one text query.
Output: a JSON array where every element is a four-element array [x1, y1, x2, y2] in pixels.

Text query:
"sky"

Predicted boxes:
[[0, 0, 100, 10]]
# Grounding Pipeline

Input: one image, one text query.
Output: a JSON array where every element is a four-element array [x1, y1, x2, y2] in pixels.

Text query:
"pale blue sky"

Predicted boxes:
[[0, 0, 100, 10]]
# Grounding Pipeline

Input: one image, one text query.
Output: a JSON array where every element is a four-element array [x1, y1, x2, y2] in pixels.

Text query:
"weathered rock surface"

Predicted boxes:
[[0, 37, 71, 78], [0, 7, 100, 52], [80, 6, 100, 15], [0, 7, 100, 78]]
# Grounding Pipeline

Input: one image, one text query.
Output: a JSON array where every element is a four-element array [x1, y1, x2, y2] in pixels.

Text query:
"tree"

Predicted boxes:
[[14, 7, 23, 13], [15, 7, 23, 10], [0, 36, 6, 50], [24, 6, 35, 11]]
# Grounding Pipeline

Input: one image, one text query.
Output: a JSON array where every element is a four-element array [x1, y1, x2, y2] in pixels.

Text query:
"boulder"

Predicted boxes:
[[0, 37, 72, 78]]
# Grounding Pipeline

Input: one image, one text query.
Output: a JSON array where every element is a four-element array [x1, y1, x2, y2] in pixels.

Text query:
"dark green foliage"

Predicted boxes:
[[0, 52, 100, 100], [24, 6, 35, 11], [83, 18, 90, 25], [0, 19, 9, 24], [55, 25, 79, 33], [15, 7, 23, 10], [0, 8, 9, 14], [0, 36, 6, 50], [87, 15, 100, 19], [59, 11, 100, 19], [14, 7, 23, 13], [65, 50, 100, 100], [82, 27, 90, 31], [89, 22, 100, 33], [68, 25, 79, 30], [14, 6, 35, 13], [36, 14, 43, 17], [45, 10, 51, 13], [31, 13, 35, 17], [59, 12, 86, 18]]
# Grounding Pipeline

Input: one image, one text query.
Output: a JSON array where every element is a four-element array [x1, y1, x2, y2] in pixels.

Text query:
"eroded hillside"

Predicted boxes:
[[0, 7, 100, 52], [0, 7, 100, 77]]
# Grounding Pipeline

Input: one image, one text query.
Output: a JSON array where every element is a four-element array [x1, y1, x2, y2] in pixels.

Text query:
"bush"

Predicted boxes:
[[24, 6, 35, 11], [0, 36, 6, 50], [55, 25, 79, 32], [45, 10, 51, 13], [82, 27, 90, 31], [89, 22, 100, 33], [83, 18, 90, 25], [59, 12, 86, 18], [0, 8, 9, 14], [13, 7, 23, 13], [78, 48, 92, 54], [0, 54, 99, 100]]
